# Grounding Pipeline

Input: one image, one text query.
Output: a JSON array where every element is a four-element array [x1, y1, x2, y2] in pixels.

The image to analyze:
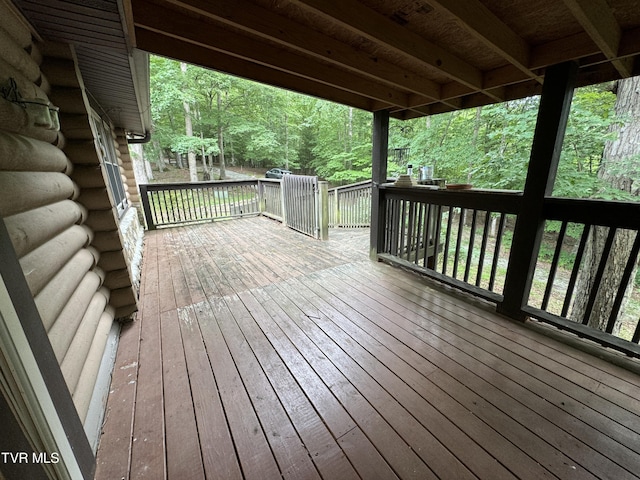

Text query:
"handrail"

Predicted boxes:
[[140, 180, 267, 229], [328, 179, 372, 193], [378, 185, 520, 303], [376, 185, 640, 357], [381, 184, 522, 213], [544, 196, 640, 229], [328, 180, 373, 228]]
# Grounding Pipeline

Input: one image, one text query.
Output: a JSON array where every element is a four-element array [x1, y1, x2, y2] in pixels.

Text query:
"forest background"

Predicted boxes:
[[141, 55, 640, 339], [144, 55, 624, 199]]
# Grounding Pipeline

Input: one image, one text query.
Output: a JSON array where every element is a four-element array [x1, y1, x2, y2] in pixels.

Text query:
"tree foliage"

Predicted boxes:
[[146, 55, 626, 196]]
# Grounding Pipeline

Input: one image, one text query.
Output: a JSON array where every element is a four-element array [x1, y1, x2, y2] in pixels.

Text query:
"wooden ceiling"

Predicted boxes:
[[14, 0, 151, 136], [129, 0, 640, 119]]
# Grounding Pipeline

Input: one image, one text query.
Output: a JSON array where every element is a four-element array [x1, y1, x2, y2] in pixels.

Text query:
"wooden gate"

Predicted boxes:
[[282, 174, 320, 238]]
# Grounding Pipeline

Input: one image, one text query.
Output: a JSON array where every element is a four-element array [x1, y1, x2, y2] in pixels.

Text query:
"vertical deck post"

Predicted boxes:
[[280, 179, 287, 227], [139, 184, 156, 230], [499, 61, 578, 320], [370, 109, 390, 260], [318, 181, 329, 240]]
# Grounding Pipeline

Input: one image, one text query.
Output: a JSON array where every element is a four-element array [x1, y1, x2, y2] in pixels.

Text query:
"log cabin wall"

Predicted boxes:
[[0, 1, 139, 430]]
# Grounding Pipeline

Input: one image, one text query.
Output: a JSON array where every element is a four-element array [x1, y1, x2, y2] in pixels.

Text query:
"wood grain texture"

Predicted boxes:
[[96, 217, 640, 479]]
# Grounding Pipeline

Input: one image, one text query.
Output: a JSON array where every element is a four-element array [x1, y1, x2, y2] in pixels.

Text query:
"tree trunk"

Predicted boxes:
[[153, 140, 165, 172], [175, 152, 184, 169], [571, 76, 640, 334], [130, 143, 149, 184], [217, 92, 226, 180], [181, 62, 198, 182], [468, 106, 482, 183]]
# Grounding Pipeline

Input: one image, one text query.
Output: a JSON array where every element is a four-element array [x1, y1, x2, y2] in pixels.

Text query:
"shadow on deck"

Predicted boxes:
[[96, 216, 640, 480]]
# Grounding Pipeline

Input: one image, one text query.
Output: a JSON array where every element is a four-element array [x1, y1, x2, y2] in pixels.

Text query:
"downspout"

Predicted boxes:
[[127, 131, 151, 144]]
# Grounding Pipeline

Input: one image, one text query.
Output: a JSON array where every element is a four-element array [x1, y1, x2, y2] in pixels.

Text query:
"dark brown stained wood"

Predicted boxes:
[[328, 264, 640, 477], [94, 318, 141, 480], [134, 0, 410, 108], [225, 294, 360, 480], [161, 309, 206, 480], [213, 296, 323, 480], [272, 278, 505, 480], [193, 298, 282, 479], [501, 61, 578, 319], [237, 290, 391, 480], [257, 285, 436, 480], [294, 273, 552, 480], [129, 273, 166, 479], [135, 28, 378, 113], [97, 218, 640, 480], [177, 305, 243, 480]]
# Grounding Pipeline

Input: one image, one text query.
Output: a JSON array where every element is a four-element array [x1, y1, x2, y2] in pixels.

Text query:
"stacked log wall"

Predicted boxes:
[[0, 3, 138, 426]]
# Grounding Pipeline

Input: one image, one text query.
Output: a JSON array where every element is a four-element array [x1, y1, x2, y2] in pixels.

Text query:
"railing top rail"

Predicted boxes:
[[329, 180, 372, 193], [140, 179, 264, 191], [258, 178, 283, 184], [544, 196, 640, 230], [381, 184, 523, 214]]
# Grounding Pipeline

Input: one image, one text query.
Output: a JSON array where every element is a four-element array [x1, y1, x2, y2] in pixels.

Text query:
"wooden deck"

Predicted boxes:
[[95, 216, 640, 480]]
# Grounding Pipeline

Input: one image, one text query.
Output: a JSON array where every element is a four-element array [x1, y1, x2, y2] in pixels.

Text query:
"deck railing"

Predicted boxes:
[[139, 180, 263, 229], [378, 186, 521, 303], [139, 176, 328, 239], [141, 178, 372, 233], [377, 184, 640, 357], [328, 180, 372, 228], [258, 178, 283, 221], [525, 197, 640, 350]]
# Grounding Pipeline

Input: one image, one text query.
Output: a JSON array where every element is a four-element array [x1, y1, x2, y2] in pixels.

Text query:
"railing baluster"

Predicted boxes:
[[605, 231, 640, 333], [178, 188, 186, 222], [432, 205, 443, 271], [398, 200, 407, 259], [561, 223, 590, 318], [422, 203, 432, 268], [581, 227, 616, 325], [453, 208, 465, 279], [633, 320, 640, 344], [442, 206, 454, 276], [488, 213, 506, 292], [390, 199, 400, 255], [541, 220, 568, 311], [464, 209, 478, 283], [414, 202, 424, 264], [162, 190, 171, 224], [406, 200, 416, 261], [476, 211, 491, 287]]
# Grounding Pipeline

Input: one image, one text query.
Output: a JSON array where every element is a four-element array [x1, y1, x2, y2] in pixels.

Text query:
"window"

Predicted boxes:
[[91, 114, 128, 216]]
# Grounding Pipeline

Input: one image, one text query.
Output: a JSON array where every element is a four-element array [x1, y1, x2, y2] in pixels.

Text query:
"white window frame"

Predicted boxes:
[[91, 113, 128, 217]]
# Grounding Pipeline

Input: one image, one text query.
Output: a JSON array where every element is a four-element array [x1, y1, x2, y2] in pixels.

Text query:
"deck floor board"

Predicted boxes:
[[96, 217, 640, 480]]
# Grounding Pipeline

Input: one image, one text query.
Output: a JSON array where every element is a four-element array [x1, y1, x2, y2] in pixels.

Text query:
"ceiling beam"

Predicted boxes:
[[562, 0, 633, 77], [134, 28, 383, 112], [288, 0, 504, 102], [132, 0, 412, 108], [427, 0, 540, 83], [159, 0, 449, 105]]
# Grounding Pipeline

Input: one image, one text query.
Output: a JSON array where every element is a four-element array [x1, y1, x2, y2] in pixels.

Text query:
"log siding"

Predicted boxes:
[[0, 0, 138, 442]]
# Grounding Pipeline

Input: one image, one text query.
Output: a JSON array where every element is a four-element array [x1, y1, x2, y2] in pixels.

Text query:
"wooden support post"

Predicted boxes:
[[280, 179, 287, 227], [370, 109, 389, 260], [138, 184, 156, 230], [499, 61, 578, 320], [318, 180, 329, 240]]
